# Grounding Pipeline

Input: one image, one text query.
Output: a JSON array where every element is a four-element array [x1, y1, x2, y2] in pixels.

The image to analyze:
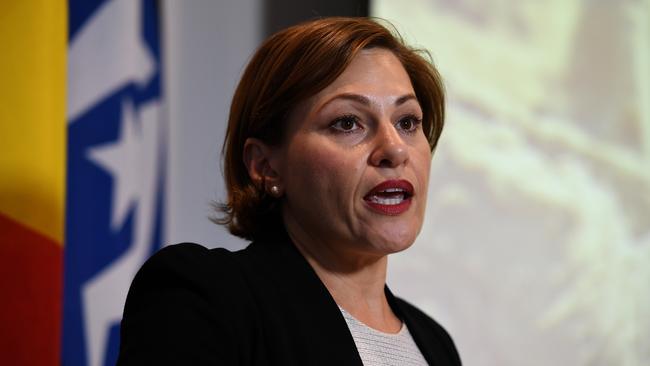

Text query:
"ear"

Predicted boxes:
[[243, 138, 283, 196]]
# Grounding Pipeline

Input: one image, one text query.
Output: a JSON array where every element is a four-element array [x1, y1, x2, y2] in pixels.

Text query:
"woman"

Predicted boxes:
[[118, 17, 461, 365]]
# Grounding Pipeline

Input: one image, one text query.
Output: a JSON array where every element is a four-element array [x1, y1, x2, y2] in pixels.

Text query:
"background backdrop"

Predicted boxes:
[[163, 1, 650, 366], [375, 1, 650, 366]]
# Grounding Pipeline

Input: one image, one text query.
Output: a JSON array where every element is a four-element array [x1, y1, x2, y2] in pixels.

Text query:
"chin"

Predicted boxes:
[[382, 241, 415, 255], [368, 226, 419, 255], [371, 205, 425, 248]]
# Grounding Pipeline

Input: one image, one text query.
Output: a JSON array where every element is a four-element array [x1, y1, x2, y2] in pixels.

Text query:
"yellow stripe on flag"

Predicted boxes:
[[0, 0, 66, 244]]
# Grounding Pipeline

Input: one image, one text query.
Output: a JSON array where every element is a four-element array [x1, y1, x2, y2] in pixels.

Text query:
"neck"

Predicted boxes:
[[284, 218, 402, 333]]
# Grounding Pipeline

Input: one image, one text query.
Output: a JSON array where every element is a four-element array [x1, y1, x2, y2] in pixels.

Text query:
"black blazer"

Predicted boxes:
[[118, 231, 462, 365]]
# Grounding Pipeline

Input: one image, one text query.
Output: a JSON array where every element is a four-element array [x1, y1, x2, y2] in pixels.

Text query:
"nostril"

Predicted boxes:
[[379, 158, 393, 167]]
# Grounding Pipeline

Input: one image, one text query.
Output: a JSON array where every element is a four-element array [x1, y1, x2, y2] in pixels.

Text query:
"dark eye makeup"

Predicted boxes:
[[329, 114, 362, 133], [396, 114, 423, 134], [328, 113, 423, 135]]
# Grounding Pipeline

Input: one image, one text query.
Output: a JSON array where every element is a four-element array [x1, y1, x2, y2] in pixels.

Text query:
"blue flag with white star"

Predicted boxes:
[[63, 1, 165, 365]]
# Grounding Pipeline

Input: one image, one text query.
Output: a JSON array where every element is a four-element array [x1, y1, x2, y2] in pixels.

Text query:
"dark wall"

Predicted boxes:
[[263, 0, 369, 36]]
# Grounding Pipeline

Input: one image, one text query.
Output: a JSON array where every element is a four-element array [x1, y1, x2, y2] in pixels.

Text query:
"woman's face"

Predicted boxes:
[[274, 48, 432, 258]]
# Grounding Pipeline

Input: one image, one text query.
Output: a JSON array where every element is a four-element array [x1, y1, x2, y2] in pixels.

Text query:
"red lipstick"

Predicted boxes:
[[363, 179, 414, 215]]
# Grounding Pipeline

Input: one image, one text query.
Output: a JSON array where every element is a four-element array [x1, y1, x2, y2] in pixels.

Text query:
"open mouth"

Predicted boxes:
[[366, 187, 412, 205], [363, 180, 414, 215]]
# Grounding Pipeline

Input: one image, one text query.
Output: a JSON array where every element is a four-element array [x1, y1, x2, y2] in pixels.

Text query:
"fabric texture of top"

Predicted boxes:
[[340, 307, 428, 365], [117, 229, 462, 365]]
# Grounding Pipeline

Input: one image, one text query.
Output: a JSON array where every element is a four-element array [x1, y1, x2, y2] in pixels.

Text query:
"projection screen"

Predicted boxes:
[[373, 1, 650, 365]]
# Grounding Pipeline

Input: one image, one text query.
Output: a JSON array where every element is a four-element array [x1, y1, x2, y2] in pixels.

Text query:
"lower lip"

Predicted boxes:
[[364, 197, 412, 215]]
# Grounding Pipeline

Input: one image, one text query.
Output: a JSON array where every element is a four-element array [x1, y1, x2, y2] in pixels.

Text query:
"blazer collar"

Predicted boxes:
[[249, 229, 435, 365], [245, 231, 363, 365]]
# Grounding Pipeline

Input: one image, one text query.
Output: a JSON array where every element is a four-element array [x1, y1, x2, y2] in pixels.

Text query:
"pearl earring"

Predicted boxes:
[[270, 185, 281, 197]]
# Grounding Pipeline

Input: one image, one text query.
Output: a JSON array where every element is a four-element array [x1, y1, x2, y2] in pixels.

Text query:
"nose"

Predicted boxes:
[[368, 122, 409, 168]]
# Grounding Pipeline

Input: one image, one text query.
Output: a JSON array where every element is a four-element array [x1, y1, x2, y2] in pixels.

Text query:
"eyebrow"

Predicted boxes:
[[317, 92, 418, 112]]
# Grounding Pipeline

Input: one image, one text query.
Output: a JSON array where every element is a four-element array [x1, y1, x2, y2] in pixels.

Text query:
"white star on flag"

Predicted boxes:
[[84, 97, 162, 366]]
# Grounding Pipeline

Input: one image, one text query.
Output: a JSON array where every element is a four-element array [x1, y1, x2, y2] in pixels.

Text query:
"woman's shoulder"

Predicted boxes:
[[392, 296, 451, 336], [128, 244, 233, 289], [125, 242, 257, 307], [146, 241, 239, 265], [391, 295, 463, 365], [118, 243, 255, 363], [138, 242, 237, 275], [131, 240, 286, 285]]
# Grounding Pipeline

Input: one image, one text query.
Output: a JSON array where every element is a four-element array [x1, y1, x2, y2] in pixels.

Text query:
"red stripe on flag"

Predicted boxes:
[[0, 212, 62, 365]]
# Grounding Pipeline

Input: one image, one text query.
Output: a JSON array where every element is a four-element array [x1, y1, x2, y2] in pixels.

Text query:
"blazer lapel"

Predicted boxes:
[[243, 233, 363, 366], [387, 286, 449, 365]]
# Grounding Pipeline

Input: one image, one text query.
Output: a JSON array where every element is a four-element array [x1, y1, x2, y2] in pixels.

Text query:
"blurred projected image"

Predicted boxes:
[[374, 1, 650, 365]]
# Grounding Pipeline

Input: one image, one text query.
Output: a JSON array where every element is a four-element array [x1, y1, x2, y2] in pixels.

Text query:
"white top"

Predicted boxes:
[[339, 307, 428, 366]]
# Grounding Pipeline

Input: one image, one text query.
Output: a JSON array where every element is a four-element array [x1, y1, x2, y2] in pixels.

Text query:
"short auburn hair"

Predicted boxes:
[[217, 17, 445, 240]]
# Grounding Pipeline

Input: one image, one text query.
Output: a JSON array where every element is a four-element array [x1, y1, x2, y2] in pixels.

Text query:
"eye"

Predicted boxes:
[[330, 114, 362, 133], [396, 114, 422, 133]]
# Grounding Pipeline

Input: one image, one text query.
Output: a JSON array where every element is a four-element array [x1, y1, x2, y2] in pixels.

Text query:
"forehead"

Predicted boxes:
[[318, 48, 414, 101], [295, 48, 416, 114], [283, 48, 420, 136]]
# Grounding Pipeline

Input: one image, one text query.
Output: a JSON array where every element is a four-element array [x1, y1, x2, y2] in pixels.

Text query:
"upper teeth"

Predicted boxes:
[[382, 188, 404, 193]]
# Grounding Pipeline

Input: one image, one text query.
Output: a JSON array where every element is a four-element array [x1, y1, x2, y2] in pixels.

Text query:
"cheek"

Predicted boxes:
[[286, 142, 361, 201], [412, 146, 432, 212], [418, 155, 432, 191], [418, 143, 432, 178]]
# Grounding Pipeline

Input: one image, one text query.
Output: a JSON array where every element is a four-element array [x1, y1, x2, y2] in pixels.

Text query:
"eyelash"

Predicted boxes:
[[329, 114, 361, 134], [328, 114, 423, 135], [397, 114, 423, 134]]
